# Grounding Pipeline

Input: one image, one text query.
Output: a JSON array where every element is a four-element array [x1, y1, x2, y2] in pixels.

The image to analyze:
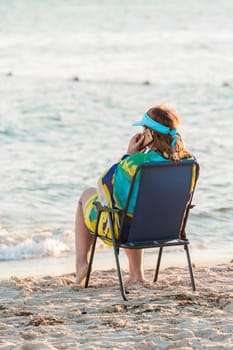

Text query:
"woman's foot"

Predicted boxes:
[[125, 278, 144, 291], [76, 264, 88, 286], [125, 278, 151, 291]]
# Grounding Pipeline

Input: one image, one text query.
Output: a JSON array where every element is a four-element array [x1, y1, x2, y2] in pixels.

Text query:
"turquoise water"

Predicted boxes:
[[0, 0, 232, 267]]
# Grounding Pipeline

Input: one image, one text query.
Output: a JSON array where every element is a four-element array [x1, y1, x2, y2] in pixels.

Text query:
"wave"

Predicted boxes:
[[0, 227, 74, 261]]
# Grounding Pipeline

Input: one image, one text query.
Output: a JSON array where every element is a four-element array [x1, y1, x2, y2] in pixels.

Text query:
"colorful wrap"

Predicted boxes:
[[82, 192, 120, 246], [83, 150, 195, 244], [83, 155, 128, 245], [83, 151, 168, 244]]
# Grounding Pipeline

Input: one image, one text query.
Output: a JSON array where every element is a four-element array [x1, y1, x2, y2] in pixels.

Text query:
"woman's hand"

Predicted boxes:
[[127, 133, 144, 155]]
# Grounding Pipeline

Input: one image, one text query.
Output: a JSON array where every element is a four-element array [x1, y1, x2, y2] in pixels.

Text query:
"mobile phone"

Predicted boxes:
[[139, 128, 154, 150]]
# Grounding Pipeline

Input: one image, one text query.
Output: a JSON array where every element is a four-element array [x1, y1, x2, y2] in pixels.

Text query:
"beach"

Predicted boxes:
[[0, 262, 232, 349], [0, 1, 233, 348]]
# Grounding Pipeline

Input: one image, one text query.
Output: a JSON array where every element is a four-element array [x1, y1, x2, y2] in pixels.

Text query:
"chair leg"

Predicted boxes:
[[153, 246, 163, 282], [85, 233, 98, 288], [184, 244, 196, 291], [108, 213, 128, 301], [113, 244, 128, 301]]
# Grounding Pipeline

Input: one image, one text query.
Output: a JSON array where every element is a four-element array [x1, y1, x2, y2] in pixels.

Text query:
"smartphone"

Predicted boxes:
[[139, 128, 154, 150]]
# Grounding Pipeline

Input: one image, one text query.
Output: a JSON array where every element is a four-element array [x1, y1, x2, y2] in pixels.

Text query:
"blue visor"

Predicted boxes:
[[133, 112, 178, 148]]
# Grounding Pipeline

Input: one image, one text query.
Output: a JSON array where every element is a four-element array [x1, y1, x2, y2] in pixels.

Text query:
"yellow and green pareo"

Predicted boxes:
[[82, 150, 174, 243]]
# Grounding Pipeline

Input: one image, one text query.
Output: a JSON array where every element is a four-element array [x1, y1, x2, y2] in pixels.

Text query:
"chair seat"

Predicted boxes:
[[120, 238, 189, 249]]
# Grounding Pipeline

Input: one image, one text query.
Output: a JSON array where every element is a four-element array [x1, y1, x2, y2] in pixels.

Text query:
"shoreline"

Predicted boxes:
[[0, 262, 232, 349], [0, 245, 232, 281]]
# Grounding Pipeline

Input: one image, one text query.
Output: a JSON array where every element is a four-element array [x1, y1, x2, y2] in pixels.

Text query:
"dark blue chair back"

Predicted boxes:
[[125, 161, 196, 243]]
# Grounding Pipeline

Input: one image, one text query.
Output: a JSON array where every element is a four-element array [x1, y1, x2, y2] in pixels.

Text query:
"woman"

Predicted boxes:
[[75, 104, 191, 285]]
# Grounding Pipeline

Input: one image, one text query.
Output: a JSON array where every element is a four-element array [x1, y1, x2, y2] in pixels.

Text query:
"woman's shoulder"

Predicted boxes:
[[126, 150, 166, 164], [123, 151, 196, 168], [180, 151, 195, 161]]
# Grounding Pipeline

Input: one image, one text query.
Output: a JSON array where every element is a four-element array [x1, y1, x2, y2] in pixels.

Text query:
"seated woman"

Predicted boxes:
[[75, 104, 192, 285]]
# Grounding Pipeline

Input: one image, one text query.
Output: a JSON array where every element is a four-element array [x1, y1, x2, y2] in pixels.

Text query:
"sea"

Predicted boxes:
[[0, 0, 232, 279]]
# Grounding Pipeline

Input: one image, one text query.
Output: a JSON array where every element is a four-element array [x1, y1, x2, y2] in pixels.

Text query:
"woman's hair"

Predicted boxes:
[[147, 104, 191, 160]]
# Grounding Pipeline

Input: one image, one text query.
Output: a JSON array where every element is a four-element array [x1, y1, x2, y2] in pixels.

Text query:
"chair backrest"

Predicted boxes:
[[122, 160, 199, 244]]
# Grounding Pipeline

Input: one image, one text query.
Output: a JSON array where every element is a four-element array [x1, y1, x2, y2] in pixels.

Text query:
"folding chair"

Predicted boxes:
[[85, 159, 200, 300]]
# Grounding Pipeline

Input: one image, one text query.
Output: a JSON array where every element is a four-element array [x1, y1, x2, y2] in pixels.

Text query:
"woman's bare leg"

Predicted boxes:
[[124, 248, 144, 282], [75, 187, 144, 284], [75, 187, 96, 284]]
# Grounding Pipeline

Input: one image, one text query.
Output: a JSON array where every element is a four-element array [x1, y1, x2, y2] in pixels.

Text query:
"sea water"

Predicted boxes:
[[0, 0, 233, 278]]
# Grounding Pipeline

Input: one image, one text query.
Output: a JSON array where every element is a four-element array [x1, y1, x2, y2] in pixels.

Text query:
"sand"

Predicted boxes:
[[0, 263, 232, 350]]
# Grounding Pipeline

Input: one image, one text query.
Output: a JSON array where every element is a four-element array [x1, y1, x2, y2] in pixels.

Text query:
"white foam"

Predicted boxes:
[[0, 227, 73, 261]]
